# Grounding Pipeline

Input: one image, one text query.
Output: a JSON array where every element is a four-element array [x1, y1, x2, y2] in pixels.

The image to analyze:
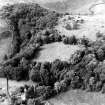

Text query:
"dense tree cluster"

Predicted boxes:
[[0, 3, 62, 58], [9, 40, 105, 104]]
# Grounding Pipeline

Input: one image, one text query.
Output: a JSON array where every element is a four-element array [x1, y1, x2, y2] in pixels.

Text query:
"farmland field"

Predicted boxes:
[[34, 42, 80, 62]]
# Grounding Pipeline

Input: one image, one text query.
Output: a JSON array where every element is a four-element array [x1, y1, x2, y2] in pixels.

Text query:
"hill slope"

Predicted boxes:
[[49, 90, 105, 105], [44, 0, 105, 13]]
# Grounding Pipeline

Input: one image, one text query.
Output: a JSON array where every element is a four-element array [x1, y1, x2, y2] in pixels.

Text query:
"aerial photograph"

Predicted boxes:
[[1, 0, 105, 105]]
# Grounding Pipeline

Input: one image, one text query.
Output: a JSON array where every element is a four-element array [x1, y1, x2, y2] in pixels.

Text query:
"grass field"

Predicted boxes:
[[0, 38, 11, 62], [34, 42, 80, 62], [49, 89, 105, 105]]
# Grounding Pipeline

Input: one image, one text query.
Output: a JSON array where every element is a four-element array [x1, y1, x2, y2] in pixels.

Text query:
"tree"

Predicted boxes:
[[63, 35, 77, 45], [40, 68, 50, 86], [95, 48, 105, 61], [3, 54, 8, 61], [30, 67, 41, 82], [51, 59, 65, 80], [70, 50, 85, 65]]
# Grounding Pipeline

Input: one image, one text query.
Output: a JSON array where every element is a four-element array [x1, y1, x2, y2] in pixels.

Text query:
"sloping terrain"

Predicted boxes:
[[0, 0, 66, 9], [0, 0, 104, 13], [44, 0, 104, 13], [55, 0, 105, 41], [1, 0, 105, 14], [74, 0, 105, 14], [49, 90, 105, 105]]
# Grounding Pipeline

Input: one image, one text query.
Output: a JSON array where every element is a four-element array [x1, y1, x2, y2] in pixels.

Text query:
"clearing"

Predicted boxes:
[[34, 42, 80, 62]]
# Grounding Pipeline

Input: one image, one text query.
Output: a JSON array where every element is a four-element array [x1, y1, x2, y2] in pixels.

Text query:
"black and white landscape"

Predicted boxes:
[[1, 0, 105, 105]]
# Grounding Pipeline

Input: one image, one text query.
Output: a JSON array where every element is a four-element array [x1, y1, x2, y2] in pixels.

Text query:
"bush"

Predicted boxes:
[[65, 24, 72, 30], [78, 36, 91, 47], [65, 21, 78, 30], [3, 54, 8, 61], [96, 31, 103, 38], [63, 35, 77, 45]]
